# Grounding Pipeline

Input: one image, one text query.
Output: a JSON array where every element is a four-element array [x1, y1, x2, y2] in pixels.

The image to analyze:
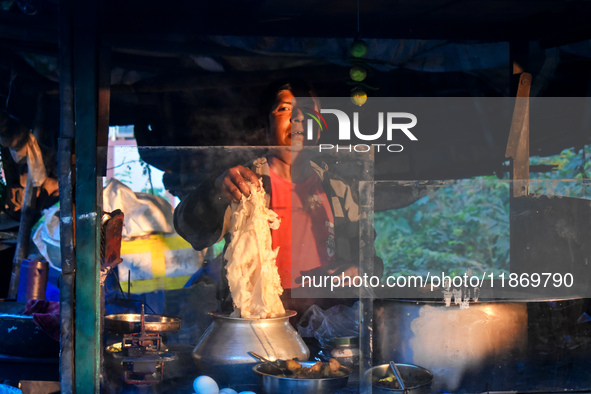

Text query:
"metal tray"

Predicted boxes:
[[104, 313, 181, 334]]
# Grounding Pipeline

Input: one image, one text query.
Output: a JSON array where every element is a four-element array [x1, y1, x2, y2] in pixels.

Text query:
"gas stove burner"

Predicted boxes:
[[105, 304, 181, 385]]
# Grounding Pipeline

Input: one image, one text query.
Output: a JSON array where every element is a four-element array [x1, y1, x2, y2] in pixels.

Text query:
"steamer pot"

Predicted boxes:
[[192, 311, 309, 387], [373, 299, 528, 393]]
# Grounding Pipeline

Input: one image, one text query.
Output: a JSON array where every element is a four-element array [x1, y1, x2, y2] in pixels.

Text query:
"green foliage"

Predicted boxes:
[[140, 159, 155, 195], [529, 145, 591, 197], [117, 163, 134, 186], [141, 185, 166, 197], [375, 144, 590, 279], [113, 157, 170, 202], [375, 178, 510, 278]]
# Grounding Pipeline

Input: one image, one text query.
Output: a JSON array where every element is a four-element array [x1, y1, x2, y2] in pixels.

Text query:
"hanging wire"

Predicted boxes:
[[357, 0, 360, 34], [5, 69, 15, 109]]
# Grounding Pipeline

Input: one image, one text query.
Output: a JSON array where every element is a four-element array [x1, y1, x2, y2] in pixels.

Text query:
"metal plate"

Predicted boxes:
[[104, 314, 181, 334]]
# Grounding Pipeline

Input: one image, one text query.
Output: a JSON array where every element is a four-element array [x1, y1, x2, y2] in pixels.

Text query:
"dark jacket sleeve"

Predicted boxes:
[[173, 177, 230, 251], [323, 167, 384, 279]]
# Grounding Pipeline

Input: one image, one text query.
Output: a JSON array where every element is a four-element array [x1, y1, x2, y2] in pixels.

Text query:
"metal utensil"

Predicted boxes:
[[390, 361, 406, 391], [364, 363, 433, 394], [248, 351, 290, 376]]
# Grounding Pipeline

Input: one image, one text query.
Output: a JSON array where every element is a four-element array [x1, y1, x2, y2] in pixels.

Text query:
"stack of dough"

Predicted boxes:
[[225, 180, 286, 318]]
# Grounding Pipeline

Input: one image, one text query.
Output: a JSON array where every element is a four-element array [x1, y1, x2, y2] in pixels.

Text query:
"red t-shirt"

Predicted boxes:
[[269, 167, 336, 289]]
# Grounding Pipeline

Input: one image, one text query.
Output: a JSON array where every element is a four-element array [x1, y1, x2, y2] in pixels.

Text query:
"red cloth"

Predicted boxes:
[[23, 299, 60, 341], [269, 168, 335, 289]]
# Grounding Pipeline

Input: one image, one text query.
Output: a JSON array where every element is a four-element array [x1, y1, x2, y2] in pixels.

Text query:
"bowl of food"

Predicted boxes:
[[253, 358, 351, 394], [364, 363, 433, 393]]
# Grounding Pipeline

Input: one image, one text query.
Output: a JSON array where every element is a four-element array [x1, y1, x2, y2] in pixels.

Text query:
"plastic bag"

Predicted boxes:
[[103, 178, 174, 238], [0, 385, 22, 394], [10, 132, 47, 187], [297, 302, 359, 347], [32, 179, 178, 267], [31, 202, 61, 269]]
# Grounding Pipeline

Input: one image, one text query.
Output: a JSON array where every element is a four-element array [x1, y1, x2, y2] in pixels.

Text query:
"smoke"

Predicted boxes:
[[409, 303, 527, 392]]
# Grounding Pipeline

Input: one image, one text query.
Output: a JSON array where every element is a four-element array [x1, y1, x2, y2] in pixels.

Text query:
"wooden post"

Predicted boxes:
[[58, 0, 76, 390], [97, 47, 111, 178], [7, 173, 37, 298], [7, 94, 45, 299], [358, 150, 375, 394], [505, 73, 532, 197], [507, 42, 532, 276], [506, 40, 532, 198]]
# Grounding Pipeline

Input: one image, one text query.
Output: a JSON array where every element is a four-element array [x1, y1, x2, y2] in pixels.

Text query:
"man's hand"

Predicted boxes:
[[215, 165, 260, 203]]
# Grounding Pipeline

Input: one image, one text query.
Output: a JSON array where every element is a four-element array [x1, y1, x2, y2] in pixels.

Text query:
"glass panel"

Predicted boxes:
[[361, 179, 591, 301], [99, 146, 269, 392], [94, 95, 591, 393], [364, 178, 591, 393]]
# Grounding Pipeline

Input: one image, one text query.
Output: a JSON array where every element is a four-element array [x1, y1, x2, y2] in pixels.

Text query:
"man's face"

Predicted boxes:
[[267, 90, 319, 147]]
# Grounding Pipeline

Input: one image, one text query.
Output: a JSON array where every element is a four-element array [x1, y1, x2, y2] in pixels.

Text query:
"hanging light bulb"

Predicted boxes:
[[350, 65, 367, 82], [348, 1, 371, 106], [350, 87, 367, 106], [350, 39, 369, 58]]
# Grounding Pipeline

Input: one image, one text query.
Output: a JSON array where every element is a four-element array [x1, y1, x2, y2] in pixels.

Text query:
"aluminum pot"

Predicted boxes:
[[373, 299, 528, 393], [192, 311, 309, 387], [364, 364, 432, 394], [253, 361, 350, 394]]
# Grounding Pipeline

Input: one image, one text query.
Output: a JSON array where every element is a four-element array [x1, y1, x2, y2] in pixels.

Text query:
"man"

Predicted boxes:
[[174, 79, 382, 315]]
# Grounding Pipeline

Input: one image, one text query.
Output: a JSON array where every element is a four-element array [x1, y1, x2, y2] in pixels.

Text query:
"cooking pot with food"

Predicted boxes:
[[253, 360, 351, 394], [192, 311, 309, 387], [364, 363, 433, 393]]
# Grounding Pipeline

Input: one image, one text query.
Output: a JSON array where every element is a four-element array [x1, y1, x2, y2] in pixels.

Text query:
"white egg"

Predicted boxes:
[[193, 375, 219, 394], [219, 389, 238, 394]]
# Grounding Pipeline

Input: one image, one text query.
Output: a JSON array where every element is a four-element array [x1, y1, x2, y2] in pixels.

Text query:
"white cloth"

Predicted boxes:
[[10, 133, 47, 187]]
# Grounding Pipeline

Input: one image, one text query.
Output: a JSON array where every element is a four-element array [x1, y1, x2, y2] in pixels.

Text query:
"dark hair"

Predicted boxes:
[[258, 78, 318, 127]]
